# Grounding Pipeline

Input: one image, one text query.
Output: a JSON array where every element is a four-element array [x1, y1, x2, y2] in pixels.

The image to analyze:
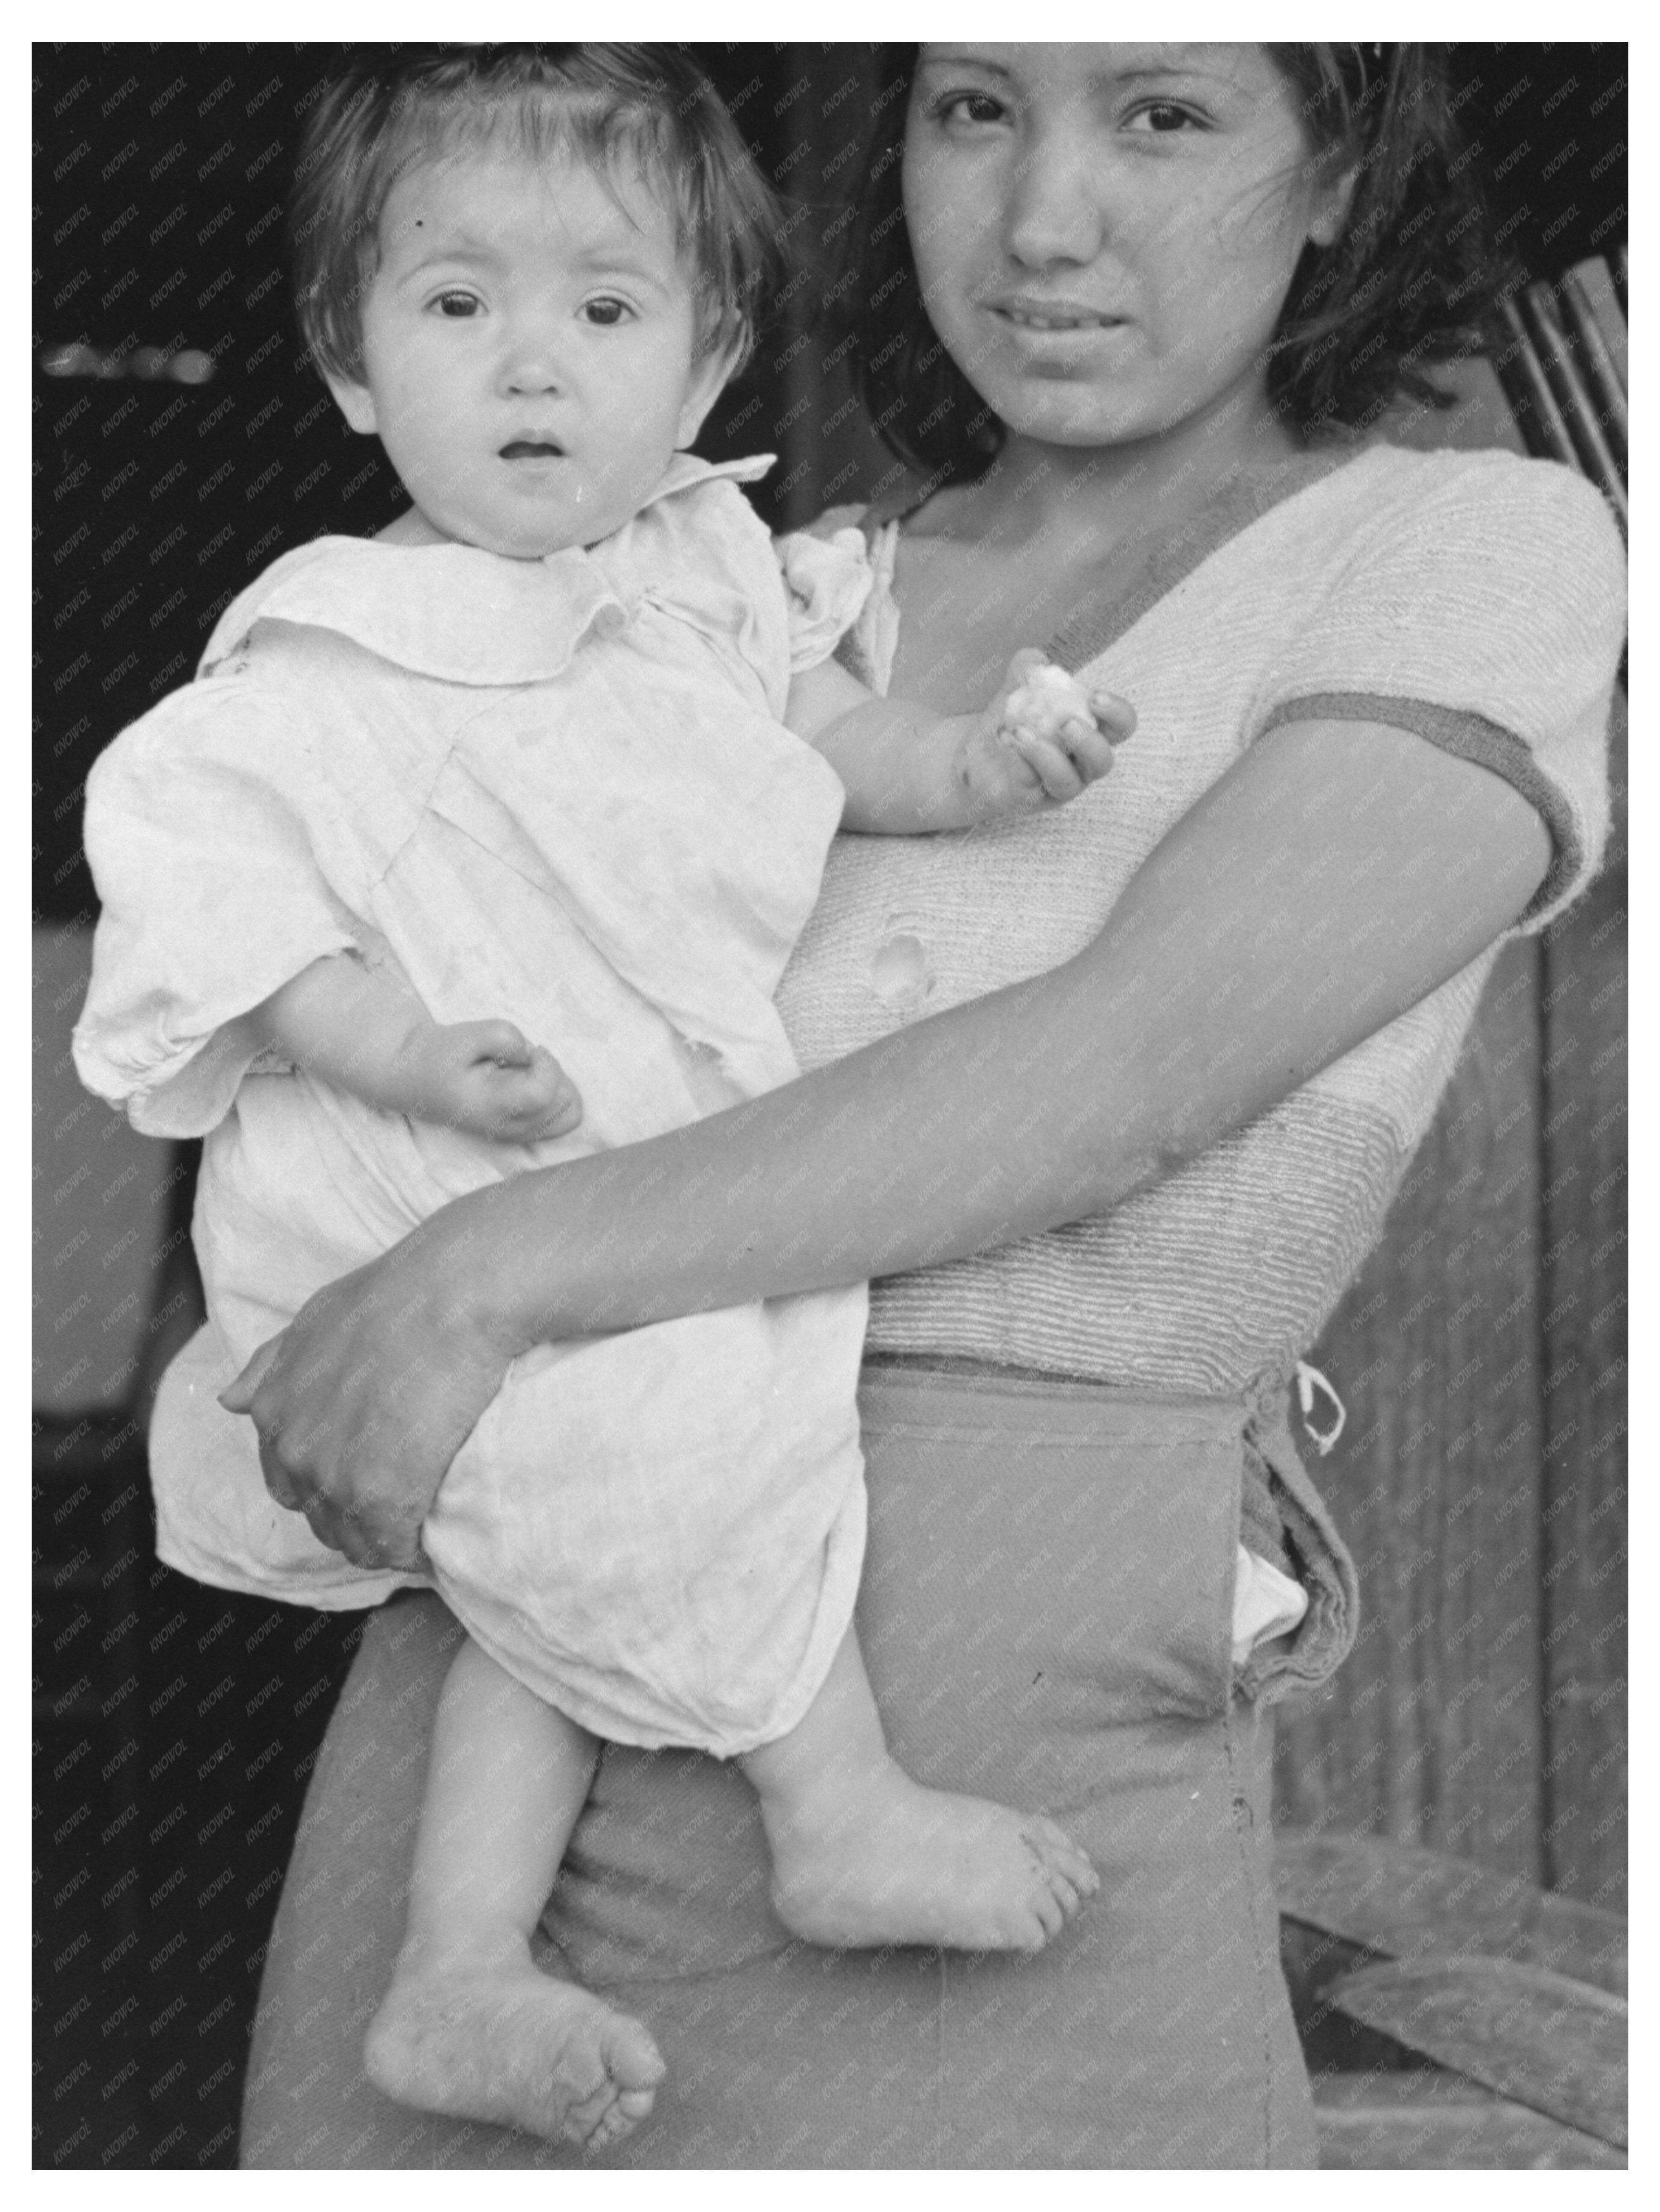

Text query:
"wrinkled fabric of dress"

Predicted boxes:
[[74, 454, 878, 1756]]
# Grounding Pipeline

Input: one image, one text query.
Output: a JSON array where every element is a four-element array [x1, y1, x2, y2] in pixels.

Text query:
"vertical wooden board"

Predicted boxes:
[[1276, 938, 1546, 1883], [773, 47, 897, 527], [1537, 698, 1627, 1910], [32, 924, 177, 1417]]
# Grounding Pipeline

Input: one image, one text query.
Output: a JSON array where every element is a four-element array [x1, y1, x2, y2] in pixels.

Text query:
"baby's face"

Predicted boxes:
[[327, 148, 733, 559]]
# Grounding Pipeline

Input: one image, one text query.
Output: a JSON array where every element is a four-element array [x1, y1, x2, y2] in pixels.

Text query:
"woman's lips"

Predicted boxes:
[[990, 302, 1124, 333]]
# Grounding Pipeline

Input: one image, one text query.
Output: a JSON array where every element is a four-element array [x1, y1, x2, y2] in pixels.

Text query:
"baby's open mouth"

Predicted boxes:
[[500, 440, 566, 459]]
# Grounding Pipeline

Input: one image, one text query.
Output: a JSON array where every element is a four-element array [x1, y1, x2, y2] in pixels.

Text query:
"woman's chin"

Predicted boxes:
[[995, 386, 1151, 451]]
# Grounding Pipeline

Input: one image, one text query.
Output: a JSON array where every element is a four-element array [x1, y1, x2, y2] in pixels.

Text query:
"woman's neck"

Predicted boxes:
[[933, 387, 1305, 560]]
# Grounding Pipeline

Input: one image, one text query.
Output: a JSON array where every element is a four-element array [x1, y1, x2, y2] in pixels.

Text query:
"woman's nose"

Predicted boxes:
[[1003, 126, 1105, 268]]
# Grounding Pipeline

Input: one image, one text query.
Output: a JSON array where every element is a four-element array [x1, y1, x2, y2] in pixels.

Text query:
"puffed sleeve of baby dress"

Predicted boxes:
[[773, 516, 879, 674], [73, 676, 371, 1138]]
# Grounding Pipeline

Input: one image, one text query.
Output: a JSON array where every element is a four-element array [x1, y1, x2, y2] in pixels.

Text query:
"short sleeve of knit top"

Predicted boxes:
[[1245, 447, 1623, 930]]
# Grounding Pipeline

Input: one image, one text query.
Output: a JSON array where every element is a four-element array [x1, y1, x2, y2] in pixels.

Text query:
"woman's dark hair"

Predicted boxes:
[[291, 45, 787, 381], [843, 45, 1505, 481]]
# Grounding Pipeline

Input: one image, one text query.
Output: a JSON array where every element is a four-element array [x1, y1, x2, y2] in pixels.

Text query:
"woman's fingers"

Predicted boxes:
[[258, 1437, 305, 1515], [207, 1232, 517, 1578], [304, 1492, 412, 1572], [219, 1334, 281, 1415], [258, 1424, 423, 1569]]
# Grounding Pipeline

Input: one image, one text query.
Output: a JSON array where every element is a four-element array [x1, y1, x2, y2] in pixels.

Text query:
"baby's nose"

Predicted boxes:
[[500, 324, 570, 393]]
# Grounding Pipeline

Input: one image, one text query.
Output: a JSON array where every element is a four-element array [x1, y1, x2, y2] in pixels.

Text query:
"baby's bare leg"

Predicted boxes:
[[363, 1636, 665, 2149], [742, 1628, 1098, 1952]]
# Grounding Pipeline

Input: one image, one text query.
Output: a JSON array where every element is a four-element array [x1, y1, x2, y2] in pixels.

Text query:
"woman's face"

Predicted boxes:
[[903, 44, 1350, 452]]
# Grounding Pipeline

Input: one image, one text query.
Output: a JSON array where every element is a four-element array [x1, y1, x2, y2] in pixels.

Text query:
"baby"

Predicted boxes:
[[75, 49, 1131, 2151]]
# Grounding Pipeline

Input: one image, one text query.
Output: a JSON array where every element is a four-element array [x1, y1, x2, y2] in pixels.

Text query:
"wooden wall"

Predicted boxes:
[[1267, 401, 1628, 1914], [1274, 747, 1626, 1911]]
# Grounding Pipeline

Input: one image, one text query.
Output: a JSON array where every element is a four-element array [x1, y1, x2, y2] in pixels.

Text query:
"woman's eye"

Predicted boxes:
[[432, 291, 481, 318], [1125, 100, 1202, 135], [933, 90, 1009, 128], [582, 297, 632, 327]]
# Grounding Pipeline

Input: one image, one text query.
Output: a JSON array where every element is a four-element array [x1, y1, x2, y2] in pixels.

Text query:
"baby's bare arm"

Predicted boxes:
[[254, 954, 429, 1102], [786, 654, 1132, 834], [252, 955, 581, 1142]]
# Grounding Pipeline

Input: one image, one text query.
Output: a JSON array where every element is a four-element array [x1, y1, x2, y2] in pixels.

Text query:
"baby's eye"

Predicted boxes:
[[432, 291, 482, 318], [581, 296, 633, 327]]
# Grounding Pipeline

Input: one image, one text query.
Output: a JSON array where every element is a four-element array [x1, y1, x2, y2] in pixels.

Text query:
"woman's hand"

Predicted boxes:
[[219, 1206, 524, 1570]]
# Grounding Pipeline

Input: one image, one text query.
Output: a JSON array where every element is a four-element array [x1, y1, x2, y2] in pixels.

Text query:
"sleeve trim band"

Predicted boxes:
[[1258, 689, 1582, 925]]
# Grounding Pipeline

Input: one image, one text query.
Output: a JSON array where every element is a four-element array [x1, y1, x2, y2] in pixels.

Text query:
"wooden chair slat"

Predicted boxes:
[[1320, 1956, 1627, 2149], [1557, 271, 1628, 454], [1492, 298, 1582, 470], [1274, 1827, 1626, 1996], [1518, 282, 1629, 531], [1311, 2072, 1625, 2171]]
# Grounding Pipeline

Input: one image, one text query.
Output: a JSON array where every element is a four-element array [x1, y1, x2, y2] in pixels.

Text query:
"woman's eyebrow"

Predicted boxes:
[[1090, 47, 1241, 90], [914, 52, 1015, 81]]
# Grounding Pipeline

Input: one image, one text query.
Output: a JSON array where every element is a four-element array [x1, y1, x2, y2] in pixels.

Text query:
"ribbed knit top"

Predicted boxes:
[[773, 445, 1624, 1397]]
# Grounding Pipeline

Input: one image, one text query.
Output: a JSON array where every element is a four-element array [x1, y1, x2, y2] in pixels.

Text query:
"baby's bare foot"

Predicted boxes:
[[364, 1949, 665, 2147], [764, 1762, 1098, 1953]]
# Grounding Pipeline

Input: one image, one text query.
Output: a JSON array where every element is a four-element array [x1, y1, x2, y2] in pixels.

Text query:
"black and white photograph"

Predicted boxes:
[[33, 30, 1628, 2173]]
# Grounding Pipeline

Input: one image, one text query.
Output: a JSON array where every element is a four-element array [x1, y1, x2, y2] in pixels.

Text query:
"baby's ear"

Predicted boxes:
[[675, 339, 744, 449], [323, 368, 379, 436]]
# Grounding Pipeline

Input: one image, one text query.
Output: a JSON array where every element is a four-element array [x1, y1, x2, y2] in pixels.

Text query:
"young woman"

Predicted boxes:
[[228, 45, 1623, 2166]]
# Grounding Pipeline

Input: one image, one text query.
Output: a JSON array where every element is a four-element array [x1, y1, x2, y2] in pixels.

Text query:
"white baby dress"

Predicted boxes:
[[74, 454, 875, 1756]]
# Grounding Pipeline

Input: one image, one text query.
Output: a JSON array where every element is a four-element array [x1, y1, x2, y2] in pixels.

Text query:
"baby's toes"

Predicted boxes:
[[584, 2107, 629, 2154], [1039, 1864, 1089, 1924], [563, 2082, 618, 2149], [1026, 1817, 1099, 1892]]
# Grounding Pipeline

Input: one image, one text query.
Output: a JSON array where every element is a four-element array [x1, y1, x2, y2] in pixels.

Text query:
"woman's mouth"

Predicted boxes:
[[990, 300, 1123, 334]]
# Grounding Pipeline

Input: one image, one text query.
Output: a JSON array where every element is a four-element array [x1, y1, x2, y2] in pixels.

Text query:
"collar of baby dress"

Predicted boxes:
[[196, 450, 777, 688]]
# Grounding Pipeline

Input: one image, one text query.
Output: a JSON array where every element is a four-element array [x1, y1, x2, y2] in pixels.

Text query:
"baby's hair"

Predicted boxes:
[[291, 44, 787, 382], [842, 43, 1506, 478]]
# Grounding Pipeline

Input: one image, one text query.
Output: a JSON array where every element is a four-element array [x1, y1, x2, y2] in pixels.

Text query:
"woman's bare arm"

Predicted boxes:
[[227, 718, 1550, 1567]]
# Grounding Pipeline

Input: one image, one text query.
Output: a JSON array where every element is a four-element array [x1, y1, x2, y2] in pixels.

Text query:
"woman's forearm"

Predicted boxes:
[[446, 717, 1553, 1357], [227, 714, 1553, 1569]]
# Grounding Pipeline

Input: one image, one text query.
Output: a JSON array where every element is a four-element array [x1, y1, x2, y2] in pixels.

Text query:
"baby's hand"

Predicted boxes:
[[958, 650, 1135, 818], [387, 1019, 582, 1144]]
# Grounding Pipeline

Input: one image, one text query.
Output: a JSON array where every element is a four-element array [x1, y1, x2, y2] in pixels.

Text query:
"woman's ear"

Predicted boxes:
[[675, 340, 744, 450], [323, 369, 379, 437], [1307, 162, 1359, 250]]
